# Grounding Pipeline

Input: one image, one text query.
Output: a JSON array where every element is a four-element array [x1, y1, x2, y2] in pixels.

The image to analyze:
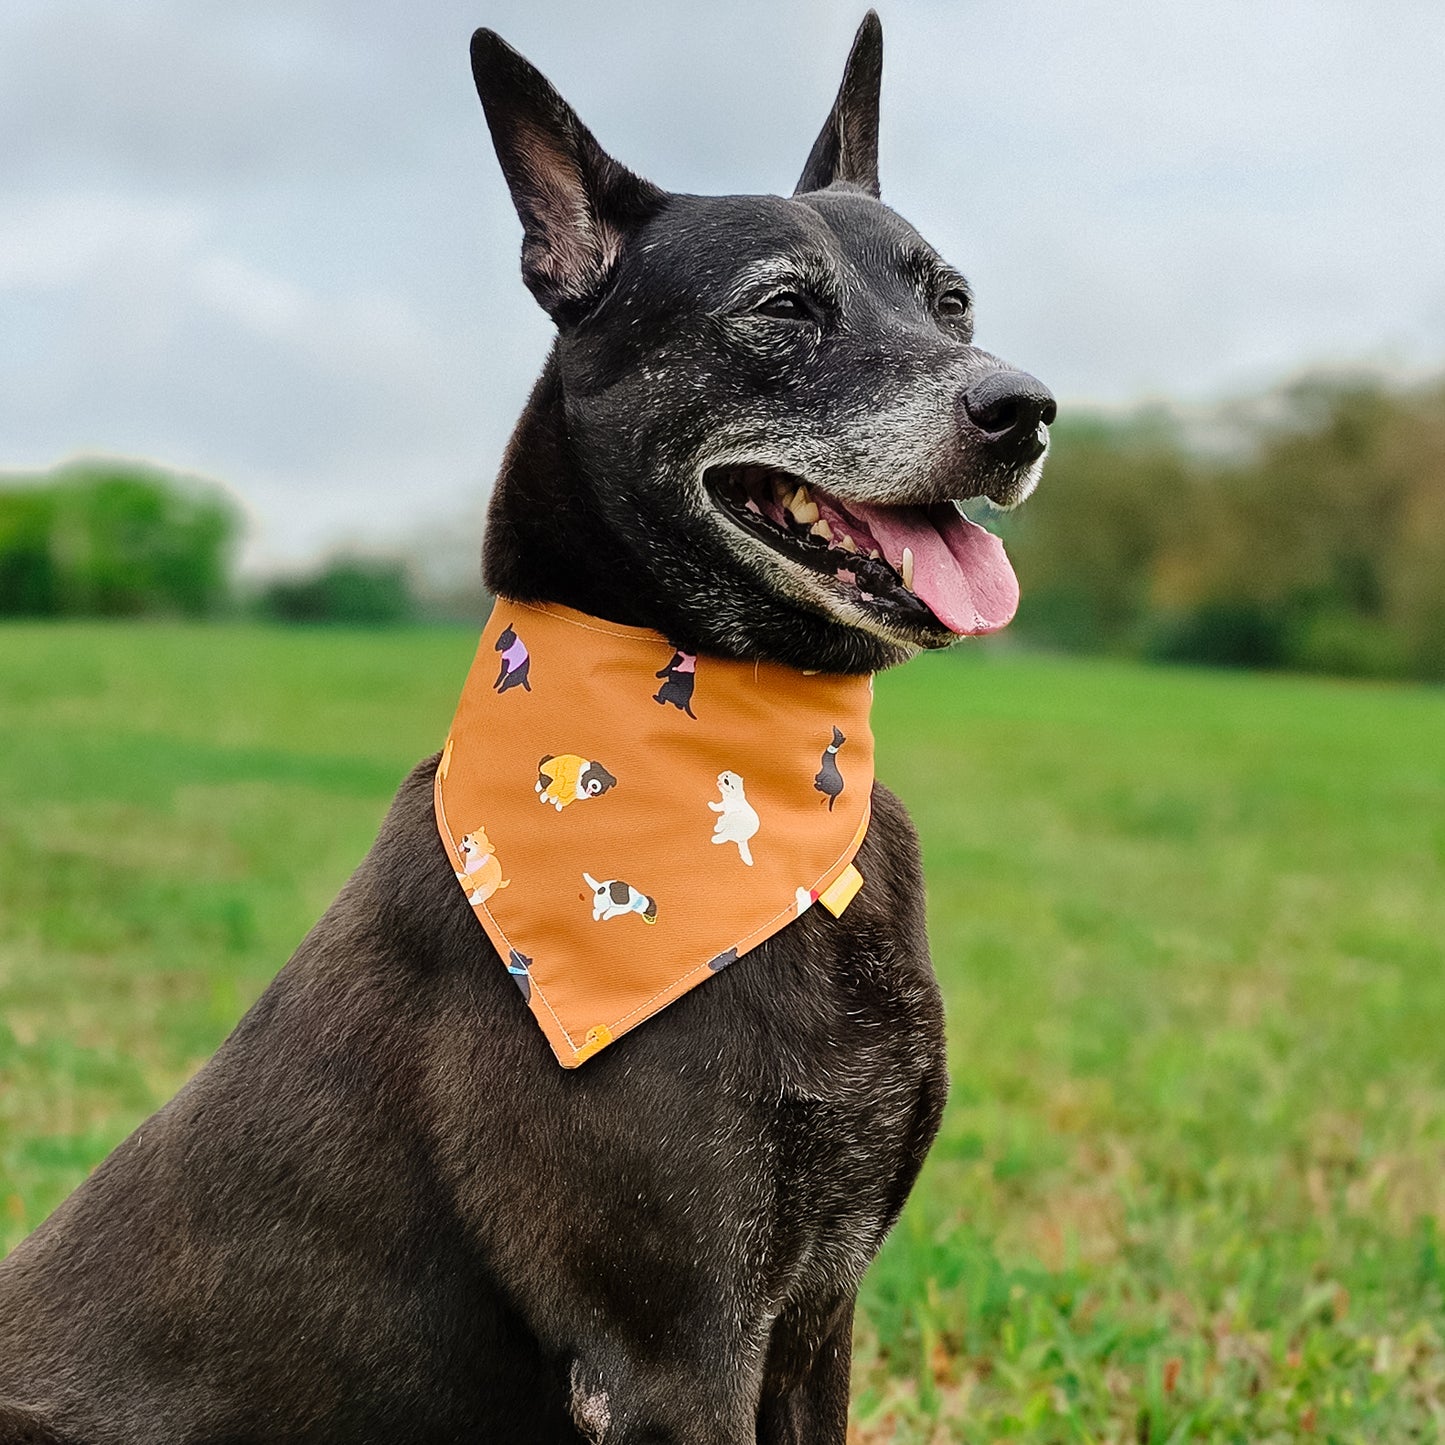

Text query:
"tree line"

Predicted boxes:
[[1002, 373, 1445, 682], [0, 462, 415, 625]]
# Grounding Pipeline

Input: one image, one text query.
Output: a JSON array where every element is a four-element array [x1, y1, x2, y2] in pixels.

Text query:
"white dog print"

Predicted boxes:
[[709, 770, 760, 866], [582, 872, 658, 924]]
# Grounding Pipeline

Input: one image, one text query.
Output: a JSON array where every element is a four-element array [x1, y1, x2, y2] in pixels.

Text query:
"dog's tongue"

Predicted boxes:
[[847, 502, 1019, 635]]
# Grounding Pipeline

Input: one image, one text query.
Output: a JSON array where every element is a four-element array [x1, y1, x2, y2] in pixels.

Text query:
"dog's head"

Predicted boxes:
[[579, 761, 617, 798], [472, 14, 1054, 672], [717, 770, 744, 797]]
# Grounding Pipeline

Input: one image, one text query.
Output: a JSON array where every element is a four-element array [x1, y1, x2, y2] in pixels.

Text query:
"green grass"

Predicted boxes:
[[2, 623, 1444, 1441]]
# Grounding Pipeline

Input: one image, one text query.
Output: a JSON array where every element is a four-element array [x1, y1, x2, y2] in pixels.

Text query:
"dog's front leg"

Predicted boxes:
[[754, 1295, 854, 1445]]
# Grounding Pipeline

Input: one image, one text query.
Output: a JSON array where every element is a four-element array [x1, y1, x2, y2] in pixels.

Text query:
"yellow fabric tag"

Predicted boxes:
[[819, 863, 864, 917]]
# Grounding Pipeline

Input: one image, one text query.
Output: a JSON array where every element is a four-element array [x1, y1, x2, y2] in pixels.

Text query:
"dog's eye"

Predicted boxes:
[[754, 291, 813, 322], [936, 289, 971, 320]]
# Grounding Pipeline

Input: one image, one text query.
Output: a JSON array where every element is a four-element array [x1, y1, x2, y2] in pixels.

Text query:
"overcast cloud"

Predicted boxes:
[[3, 0, 1443, 567]]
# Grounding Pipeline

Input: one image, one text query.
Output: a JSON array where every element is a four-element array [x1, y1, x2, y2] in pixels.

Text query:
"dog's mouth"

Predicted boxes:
[[704, 465, 1019, 637]]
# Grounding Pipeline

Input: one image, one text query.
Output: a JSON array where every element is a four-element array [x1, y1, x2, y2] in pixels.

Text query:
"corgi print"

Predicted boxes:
[[709, 770, 759, 865], [813, 726, 846, 810], [582, 873, 658, 924], [536, 754, 618, 810], [653, 650, 697, 718], [456, 826, 510, 906], [494, 624, 532, 693]]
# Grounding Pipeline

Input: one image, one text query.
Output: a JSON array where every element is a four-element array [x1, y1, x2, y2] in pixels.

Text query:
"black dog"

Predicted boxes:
[[494, 622, 533, 692], [653, 648, 697, 717], [814, 726, 847, 810], [0, 15, 1053, 1443]]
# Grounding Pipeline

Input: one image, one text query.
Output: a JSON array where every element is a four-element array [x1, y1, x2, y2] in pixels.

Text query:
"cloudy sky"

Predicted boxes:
[[3, 0, 1443, 569]]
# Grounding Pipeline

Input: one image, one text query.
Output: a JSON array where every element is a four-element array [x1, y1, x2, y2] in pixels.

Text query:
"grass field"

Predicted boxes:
[[2, 623, 1443, 1442]]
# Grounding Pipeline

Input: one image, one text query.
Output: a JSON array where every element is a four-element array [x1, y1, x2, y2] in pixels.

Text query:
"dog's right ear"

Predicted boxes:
[[794, 11, 883, 198], [470, 29, 666, 322]]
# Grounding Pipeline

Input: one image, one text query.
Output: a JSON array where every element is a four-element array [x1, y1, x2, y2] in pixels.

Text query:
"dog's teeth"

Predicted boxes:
[[869, 548, 881, 561], [782, 484, 820, 525], [901, 547, 915, 592], [838, 533, 857, 553], [810, 519, 832, 541]]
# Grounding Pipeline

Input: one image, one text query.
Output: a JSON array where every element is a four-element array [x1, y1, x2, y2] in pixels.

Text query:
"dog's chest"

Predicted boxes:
[[739, 883, 945, 1302]]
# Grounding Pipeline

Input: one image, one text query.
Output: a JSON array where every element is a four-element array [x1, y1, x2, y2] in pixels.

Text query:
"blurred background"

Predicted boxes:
[[3, 0, 1444, 668], [3, 2, 1444, 1440]]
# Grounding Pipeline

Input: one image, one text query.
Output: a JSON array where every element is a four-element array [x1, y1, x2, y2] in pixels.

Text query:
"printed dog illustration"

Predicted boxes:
[[582, 872, 658, 924], [0, 15, 1053, 1444], [653, 649, 697, 717], [455, 826, 509, 905], [814, 726, 847, 810], [709, 769, 760, 864], [536, 753, 618, 809], [506, 949, 532, 1001], [493, 623, 531, 692]]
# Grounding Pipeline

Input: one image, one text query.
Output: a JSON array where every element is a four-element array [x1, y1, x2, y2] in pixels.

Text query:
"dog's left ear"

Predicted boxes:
[[794, 11, 883, 198], [470, 29, 666, 321]]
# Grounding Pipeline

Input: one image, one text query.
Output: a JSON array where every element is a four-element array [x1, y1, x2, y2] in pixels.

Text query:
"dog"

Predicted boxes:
[[814, 726, 848, 810], [0, 14, 1053, 1443], [454, 824, 510, 905], [582, 873, 659, 925], [536, 753, 619, 810], [652, 648, 698, 716], [710, 769, 760, 864], [494, 622, 532, 692]]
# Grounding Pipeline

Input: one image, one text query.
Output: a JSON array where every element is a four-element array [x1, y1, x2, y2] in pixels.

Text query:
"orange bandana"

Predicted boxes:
[[435, 600, 875, 1066]]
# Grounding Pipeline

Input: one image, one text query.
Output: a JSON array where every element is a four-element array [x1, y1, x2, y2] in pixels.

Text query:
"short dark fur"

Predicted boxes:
[[0, 14, 1049, 1441]]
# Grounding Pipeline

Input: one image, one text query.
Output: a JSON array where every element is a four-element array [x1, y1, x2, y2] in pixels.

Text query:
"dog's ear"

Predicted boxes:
[[794, 11, 883, 198], [470, 29, 666, 321]]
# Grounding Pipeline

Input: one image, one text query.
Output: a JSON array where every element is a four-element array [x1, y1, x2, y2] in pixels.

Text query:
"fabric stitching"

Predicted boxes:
[[512, 599, 673, 648]]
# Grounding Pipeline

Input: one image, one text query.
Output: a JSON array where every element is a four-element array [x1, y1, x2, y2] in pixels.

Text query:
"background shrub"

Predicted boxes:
[[1004, 374, 1445, 682], [257, 558, 415, 626], [0, 462, 238, 618]]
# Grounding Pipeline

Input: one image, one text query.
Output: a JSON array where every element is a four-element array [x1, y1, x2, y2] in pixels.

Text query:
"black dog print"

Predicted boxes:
[[493, 625, 532, 693], [653, 650, 697, 718], [506, 949, 532, 1001], [814, 726, 846, 810]]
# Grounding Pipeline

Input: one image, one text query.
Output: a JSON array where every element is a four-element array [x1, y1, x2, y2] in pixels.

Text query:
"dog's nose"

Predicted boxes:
[[959, 370, 1057, 457]]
